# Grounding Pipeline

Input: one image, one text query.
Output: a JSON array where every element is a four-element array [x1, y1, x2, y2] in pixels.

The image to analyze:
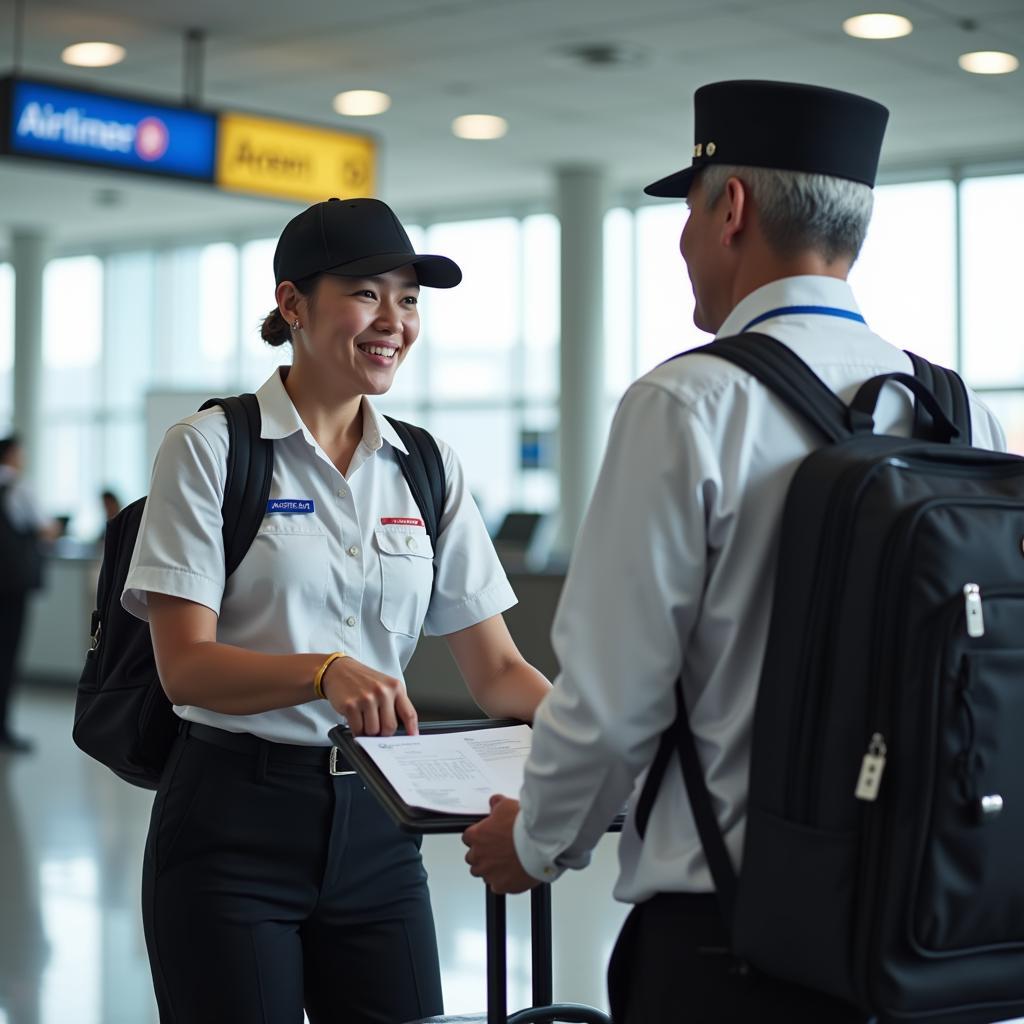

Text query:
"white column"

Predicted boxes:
[[554, 164, 607, 560], [11, 231, 48, 490]]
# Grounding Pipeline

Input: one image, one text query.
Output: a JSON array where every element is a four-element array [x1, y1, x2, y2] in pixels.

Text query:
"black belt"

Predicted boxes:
[[183, 721, 355, 776]]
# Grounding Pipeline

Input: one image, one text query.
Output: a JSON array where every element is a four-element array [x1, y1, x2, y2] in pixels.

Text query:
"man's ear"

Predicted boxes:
[[720, 176, 748, 248]]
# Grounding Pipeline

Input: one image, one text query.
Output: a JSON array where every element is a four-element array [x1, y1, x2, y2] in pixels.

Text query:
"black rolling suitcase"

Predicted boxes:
[[409, 885, 611, 1024], [330, 720, 613, 1024]]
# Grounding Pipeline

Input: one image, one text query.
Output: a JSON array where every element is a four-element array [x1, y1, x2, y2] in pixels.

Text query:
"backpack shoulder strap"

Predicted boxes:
[[199, 394, 274, 576], [642, 330, 853, 926], [384, 416, 446, 558], [680, 332, 851, 444], [904, 351, 972, 446], [635, 680, 739, 924]]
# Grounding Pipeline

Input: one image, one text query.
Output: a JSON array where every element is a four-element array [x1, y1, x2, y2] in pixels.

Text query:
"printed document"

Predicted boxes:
[[355, 724, 531, 815]]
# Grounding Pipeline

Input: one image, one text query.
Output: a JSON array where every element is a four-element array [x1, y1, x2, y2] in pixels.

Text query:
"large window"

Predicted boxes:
[[0, 262, 13, 431], [850, 180, 957, 367], [374, 214, 561, 527], [603, 207, 635, 401], [239, 237, 289, 388], [608, 174, 1023, 455], [17, 169, 1024, 542], [960, 174, 1024, 452], [422, 217, 521, 401], [23, 213, 562, 537], [961, 175, 1024, 389], [40, 256, 104, 538], [635, 203, 707, 375]]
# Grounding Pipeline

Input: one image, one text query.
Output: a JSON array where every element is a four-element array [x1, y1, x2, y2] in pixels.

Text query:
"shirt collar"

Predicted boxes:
[[254, 367, 408, 455], [367, 401, 409, 455], [255, 367, 307, 440], [717, 275, 864, 339]]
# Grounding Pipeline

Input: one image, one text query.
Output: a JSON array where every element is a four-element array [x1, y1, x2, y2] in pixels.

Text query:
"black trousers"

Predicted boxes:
[[0, 592, 28, 738], [143, 727, 444, 1024], [607, 892, 869, 1023]]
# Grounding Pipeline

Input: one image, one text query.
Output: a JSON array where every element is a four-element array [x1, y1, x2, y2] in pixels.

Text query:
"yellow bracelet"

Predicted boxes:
[[313, 651, 347, 700]]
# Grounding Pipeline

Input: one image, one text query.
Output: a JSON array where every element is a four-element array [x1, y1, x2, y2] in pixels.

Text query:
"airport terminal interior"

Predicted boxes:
[[1, 0, 1023, 1020]]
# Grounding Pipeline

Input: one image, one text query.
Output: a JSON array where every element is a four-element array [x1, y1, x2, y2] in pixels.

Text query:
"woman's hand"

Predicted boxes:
[[321, 656, 419, 736]]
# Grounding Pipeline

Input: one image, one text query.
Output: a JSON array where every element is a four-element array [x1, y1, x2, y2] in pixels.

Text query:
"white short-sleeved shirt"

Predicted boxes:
[[512, 275, 1007, 902], [123, 367, 516, 745]]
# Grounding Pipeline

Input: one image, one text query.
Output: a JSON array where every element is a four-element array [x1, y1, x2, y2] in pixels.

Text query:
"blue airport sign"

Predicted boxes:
[[4, 78, 216, 181]]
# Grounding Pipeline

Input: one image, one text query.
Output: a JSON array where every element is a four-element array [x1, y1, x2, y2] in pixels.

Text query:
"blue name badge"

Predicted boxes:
[[266, 499, 315, 515]]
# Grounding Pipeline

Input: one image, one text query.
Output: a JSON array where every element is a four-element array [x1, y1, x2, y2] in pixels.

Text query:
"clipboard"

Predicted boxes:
[[328, 718, 526, 834], [333, 718, 618, 1022]]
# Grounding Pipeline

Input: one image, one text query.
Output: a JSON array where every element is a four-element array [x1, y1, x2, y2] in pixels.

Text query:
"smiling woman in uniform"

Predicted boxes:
[[122, 197, 552, 1024]]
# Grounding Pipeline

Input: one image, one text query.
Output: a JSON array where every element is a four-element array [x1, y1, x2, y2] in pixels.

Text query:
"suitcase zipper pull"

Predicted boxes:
[[855, 733, 887, 802], [964, 583, 985, 638]]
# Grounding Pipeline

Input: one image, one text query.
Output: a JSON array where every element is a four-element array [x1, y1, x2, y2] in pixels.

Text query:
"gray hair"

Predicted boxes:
[[699, 164, 874, 264]]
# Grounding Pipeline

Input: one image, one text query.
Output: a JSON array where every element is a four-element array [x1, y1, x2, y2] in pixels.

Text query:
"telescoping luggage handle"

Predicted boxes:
[[481, 887, 611, 1024], [404, 882, 612, 1023]]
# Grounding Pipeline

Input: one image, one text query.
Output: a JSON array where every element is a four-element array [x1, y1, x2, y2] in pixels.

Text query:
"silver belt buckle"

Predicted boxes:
[[329, 746, 356, 777]]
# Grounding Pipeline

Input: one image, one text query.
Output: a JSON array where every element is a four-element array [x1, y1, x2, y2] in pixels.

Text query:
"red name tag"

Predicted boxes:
[[380, 517, 424, 527]]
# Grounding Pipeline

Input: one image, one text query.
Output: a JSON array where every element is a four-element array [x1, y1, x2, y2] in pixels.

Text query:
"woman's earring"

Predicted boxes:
[[291, 319, 301, 331]]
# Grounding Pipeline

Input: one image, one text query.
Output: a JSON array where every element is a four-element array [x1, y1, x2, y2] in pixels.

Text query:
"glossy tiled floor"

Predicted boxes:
[[0, 686, 628, 1024]]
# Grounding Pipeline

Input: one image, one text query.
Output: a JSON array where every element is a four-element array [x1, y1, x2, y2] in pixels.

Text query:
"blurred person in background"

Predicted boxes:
[[0, 436, 60, 753], [101, 488, 122, 522]]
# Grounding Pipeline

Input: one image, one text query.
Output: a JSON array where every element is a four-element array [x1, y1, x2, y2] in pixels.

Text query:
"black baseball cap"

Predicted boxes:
[[644, 80, 889, 198], [273, 197, 462, 288]]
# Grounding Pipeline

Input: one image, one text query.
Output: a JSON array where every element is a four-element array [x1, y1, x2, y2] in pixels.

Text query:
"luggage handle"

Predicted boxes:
[[848, 372, 960, 443]]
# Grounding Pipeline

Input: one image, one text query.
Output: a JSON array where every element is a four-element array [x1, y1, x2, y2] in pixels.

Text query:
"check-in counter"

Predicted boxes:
[[23, 543, 101, 686], [23, 553, 566, 716], [405, 571, 566, 719]]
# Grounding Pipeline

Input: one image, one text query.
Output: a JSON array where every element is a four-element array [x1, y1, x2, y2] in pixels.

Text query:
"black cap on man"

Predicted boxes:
[[645, 80, 889, 198]]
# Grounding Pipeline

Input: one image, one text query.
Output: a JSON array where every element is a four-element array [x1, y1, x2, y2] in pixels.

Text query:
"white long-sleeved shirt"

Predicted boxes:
[[513, 275, 1007, 904]]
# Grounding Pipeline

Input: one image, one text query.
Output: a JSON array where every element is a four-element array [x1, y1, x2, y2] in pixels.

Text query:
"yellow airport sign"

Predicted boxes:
[[216, 112, 376, 203]]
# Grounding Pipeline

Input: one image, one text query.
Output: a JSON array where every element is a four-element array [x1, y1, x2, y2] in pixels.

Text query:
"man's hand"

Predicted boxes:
[[462, 795, 540, 894]]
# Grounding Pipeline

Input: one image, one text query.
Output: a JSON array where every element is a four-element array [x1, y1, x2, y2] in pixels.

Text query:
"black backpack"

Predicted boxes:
[[637, 334, 1024, 1024], [73, 395, 447, 789]]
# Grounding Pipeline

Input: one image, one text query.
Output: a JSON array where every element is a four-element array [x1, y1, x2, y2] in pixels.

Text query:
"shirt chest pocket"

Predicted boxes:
[[375, 528, 434, 637], [233, 520, 330, 610]]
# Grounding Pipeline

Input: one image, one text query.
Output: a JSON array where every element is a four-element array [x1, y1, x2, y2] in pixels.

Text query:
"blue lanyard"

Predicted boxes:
[[740, 304, 866, 333]]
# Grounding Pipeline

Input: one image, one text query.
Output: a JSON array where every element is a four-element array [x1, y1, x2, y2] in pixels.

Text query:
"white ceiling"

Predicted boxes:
[[1, 0, 1023, 252]]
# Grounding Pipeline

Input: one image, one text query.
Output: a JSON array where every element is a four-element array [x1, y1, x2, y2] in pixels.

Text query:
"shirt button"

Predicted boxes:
[[348, 545, 360, 557], [406, 536, 417, 550], [336, 488, 347, 498], [346, 616, 357, 627], [543, 866, 555, 877]]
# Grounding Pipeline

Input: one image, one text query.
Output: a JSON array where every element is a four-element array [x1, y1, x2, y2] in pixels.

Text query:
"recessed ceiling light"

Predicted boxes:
[[332, 90, 392, 116], [958, 50, 1020, 75], [452, 114, 508, 140], [61, 41, 126, 67], [842, 13, 913, 39]]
